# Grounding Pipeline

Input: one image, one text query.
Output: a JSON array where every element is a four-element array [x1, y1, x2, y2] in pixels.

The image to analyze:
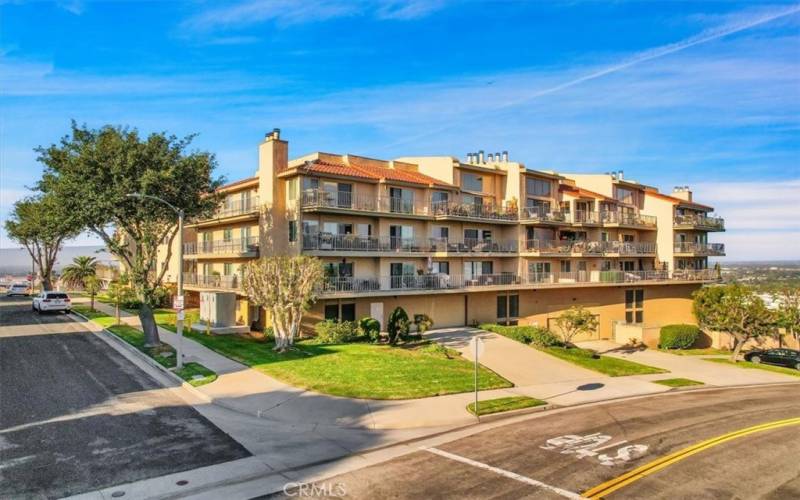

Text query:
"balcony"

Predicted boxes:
[[572, 210, 601, 225], [184, 237, 259, 258], [302, 233, 518, 255], [300, 189, 431, 218], [183, 273, 242, 291], [189, 196, 260, 227], [318, 269, 720, 296], [520, 207, 569, 225], [674, 242, 725, 256], [432, 200, 518, 223], [523, 240, 656, 256], [600, 210, 657, 229], [674, 214, 725, 231]]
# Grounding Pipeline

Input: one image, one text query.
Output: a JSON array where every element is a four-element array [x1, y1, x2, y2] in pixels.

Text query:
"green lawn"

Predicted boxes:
[[71, 305, 217, 386], [467, 396, 547, 416], [652, 378, 704, 388], [659, 348, 732, 356], [542, 346, 668, 377], [174, 327, 512, 399], [705, 358, 800, 377]]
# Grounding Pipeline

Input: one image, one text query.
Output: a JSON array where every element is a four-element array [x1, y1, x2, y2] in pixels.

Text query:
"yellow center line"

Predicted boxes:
[[582, 416, 800, 499]]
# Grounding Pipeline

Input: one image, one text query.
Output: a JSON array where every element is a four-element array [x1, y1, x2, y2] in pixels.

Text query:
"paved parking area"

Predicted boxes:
[[0, 297, 249, 499]]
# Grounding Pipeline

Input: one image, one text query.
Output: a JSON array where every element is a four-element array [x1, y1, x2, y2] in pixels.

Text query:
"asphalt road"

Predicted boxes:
[[0, 296, 249, 499], [275, 384, 800, 499]]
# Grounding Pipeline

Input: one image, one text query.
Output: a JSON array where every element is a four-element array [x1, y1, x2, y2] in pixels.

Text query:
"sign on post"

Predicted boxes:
[[177, 309, 185, 321], [173, 295, 184, 311], [469, 336, 485, 420]]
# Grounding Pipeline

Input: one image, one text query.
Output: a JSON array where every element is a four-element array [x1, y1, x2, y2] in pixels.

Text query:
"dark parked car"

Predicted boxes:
[[744, 349, 800, 370]]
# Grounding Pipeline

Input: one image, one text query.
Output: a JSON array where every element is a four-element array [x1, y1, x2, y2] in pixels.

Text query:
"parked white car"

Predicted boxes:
[[6, 283, 31, 296], [32, 291, 72, 314]]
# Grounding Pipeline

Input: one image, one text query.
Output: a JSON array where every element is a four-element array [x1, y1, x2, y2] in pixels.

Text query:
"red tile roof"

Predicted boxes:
[[299, 157, 454, 188], [559, 185, 614, 201]]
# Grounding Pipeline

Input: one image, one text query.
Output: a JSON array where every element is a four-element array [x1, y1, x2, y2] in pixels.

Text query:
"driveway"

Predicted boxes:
[[0, 296, 249, 499], [577, 340, 799, 385], [425, 327, 601, 386]]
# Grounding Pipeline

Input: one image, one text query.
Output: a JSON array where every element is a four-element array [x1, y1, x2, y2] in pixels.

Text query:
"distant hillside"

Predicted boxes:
[[0, 246, 116, 275]]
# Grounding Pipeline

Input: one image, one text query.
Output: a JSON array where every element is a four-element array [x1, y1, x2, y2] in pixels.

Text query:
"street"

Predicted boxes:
[[273, 384, 800, 499], [0, 296, 249, 499]]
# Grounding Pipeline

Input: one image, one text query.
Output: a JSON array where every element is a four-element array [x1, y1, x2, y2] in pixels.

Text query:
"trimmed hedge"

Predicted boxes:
[[358, 317, 381, 343], [314, 320, 360, 344], [480, 324, 561, 348], [659, 324, 700, 350]]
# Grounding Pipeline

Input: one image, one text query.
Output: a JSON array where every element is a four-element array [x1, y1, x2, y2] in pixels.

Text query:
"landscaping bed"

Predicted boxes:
[[659, 348, 731, 356], [652, 378, 704, 388], [467, 396, 546, 416], [705, 358, 800, 377], [71, 305, 217, 387]]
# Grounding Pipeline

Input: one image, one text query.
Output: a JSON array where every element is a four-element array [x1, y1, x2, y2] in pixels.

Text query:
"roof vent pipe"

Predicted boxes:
[[478, 150, 485, 164], [466, 153, 472, 163], [618, 170, 624, 180], [272, 128, 281, 140], [502, 151, 508, 162], [488, 153, 494, 162], [495, 152, 501, 163]]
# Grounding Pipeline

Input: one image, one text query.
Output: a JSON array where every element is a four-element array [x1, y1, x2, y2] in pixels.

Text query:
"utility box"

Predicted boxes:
[[197, 291, 239, 330]]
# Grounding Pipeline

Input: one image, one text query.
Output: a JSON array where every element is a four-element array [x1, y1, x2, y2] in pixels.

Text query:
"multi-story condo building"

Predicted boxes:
[[165, 130, 724, 340]]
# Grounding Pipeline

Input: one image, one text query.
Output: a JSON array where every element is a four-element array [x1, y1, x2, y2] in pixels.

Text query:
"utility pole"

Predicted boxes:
[[175, 209, 185, 369]]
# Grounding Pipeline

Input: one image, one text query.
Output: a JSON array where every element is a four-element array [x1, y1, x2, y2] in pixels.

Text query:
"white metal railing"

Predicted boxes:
[[214, 196, 260, 219], [184, 237, 259, 255], [319, 269, 719, 295], [572, 210, 600, 224], [183, 273, 242, 290], [302, 233, 518, 253], [600, 210, 657, 227], [432, 200, 518, 221], [520, 206, 568, 223], [674, 214, 725, 230], [524, 240, 656, 255], [299, 189, 431, 216], [674, 242, 725, 255]]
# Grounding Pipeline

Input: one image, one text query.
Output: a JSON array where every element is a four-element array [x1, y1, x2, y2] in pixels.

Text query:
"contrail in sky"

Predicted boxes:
[[387, 4, 800, 148]]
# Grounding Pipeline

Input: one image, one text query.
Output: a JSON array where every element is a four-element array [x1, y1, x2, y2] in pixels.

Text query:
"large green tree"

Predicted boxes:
[[776, 288, 800, 347], [37, 122, 223, 346], [4, 194, 80, 291], [693, 284, 778, 362], [60, 255, 98, 290]]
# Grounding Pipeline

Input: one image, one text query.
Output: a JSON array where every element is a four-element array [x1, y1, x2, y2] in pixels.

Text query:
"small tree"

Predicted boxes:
[[61, 256, 98, 290], [693, 284, 778, 362], [554, 306, 599, 346], [243, 256, 325, 352], [4, 194, 80, 291], [105, 280, 132, 325], [387, 307, 410, 345], [776, 287, 800, 347], [83, 275, 102, 312]]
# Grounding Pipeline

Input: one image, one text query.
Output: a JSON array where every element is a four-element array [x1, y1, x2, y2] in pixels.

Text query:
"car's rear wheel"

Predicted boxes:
[[751, 355, 761, 364], [795, 362, 800, 371]]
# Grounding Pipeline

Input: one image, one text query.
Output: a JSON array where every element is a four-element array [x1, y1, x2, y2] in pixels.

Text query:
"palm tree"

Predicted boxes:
[[61, 256, 98, 290]]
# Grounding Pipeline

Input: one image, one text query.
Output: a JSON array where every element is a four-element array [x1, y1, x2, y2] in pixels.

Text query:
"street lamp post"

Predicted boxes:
[[126, 193, 185, 369]]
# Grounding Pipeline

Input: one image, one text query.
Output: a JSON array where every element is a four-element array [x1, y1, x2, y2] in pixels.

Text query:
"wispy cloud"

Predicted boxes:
[[179, 0, 448, 32], [56, 0, 84, 15]]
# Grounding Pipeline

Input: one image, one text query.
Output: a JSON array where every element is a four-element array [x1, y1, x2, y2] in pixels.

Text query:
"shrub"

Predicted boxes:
[[420, 342, 455, 358], [358, 317, 381, 343], [479, 324, 562, 348], [387, 307, 410, 344], [414, 313, 434, 333], [660, 324, 700, 349], [314, 320, 359, 344]]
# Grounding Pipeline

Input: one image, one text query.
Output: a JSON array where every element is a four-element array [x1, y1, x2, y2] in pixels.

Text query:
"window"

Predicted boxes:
[[288, 221, 297, 242], [528, 262, 551, 282], [600, 260, 612, 271], [623, 234, 635, 242], [625, 289, 644, 323], [224, 263, 233, 275], [302, 220, 319, 235], [223, 228, 232, 242], [323, 222, 353, 235], [356, 224, 372, 237], [324, 262, 353, 278], [432, 191, 449, 204], [464, 261, 492, 279], [621, 261, 635, 271], [497, 295, 507, 320], [482, 230, 492, 241], [432, 261, 450, 274], [303, 177, 319, 191], [464, 228, 479, 241], [340, 303, 356, 322], [526, 178, 551, 197], [615, 187, 635, 205], [389, 187, 414, 213], [389, 225, 413, 248], [462, 172, 483, 192], [497, 294, 519, 324], [286, 177, 299, 202], [432, 226, 449, 239], [560, 260, 571, 273], [525, 199, 551, 217], [322, 302, 357, 323], [509, 294, 519, 318], [324, 304, 339, 321], [600, 232, 609, 242]]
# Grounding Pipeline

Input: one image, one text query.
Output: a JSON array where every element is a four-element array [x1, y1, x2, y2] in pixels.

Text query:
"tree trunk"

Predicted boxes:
[[139, 303, 161, 347], [41, 276, 53, 291], [731, 334, 746, 363], [115, 302, 120, 325], [90, 294, 95, 312]]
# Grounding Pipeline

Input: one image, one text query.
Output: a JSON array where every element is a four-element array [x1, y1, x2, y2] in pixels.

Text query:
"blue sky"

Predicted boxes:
[[1, 0, 798, 259]]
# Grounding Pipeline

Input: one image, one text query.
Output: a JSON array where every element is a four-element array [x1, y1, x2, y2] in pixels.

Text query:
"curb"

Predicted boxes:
[[69, 311, 214, 405], [472, 402, 558, 423]]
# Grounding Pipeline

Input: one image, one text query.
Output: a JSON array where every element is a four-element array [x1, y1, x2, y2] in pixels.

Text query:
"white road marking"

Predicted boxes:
[[590, 440, 629, 453], [422, 447, 583, 499]]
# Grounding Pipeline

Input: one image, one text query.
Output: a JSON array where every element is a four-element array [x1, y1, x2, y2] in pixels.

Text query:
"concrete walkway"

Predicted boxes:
[[577, 340, 799, 385], [426, 327, 601, 386]]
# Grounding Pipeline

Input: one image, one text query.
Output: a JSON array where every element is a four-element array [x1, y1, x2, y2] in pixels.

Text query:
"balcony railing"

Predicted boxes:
[[524, 240, 656, 255], [520, 206, 568, 223], [302, 233, 518, 253], [432, 200, 518, 221], [572, 210, 600, 224], [183, 273, 242, 290], [184, 237, 259, 256], [319, 269, 719, 295], [674, 242, 725, 255], [300, 189, 431, 216], [600, 210, 657, 227], [215, 197, 260, 219], [674, 214, 725, 231]]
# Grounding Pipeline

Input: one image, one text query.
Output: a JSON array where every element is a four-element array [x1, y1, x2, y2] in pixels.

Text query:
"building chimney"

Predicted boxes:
[[466, 153, 472, 164], [617, 170, 624, 180], [478, 150, 485, 164], [487, 153, 494, 162], [495, 152, 501, 163], [502, 151, 508, 162], [272, 128, 281, 140], [672, 186, 693, 202]]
